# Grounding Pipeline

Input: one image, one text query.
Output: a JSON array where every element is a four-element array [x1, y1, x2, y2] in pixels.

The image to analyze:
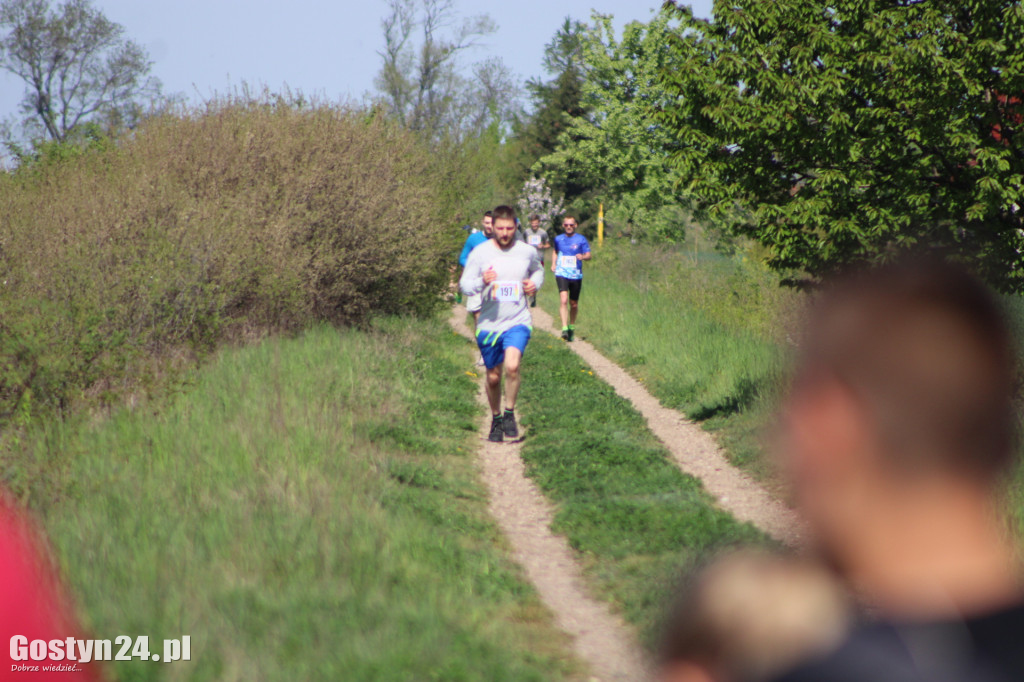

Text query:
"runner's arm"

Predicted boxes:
[[578, 236, 593, 261], [459, 251, 486, 295], [527, 250, 544, 292], [458, 237, 473, 267]]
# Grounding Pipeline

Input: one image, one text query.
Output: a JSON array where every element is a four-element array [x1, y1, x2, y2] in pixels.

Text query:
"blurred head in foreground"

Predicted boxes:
[[779, 256, 1020, 618], [658, 549, 851, 682]]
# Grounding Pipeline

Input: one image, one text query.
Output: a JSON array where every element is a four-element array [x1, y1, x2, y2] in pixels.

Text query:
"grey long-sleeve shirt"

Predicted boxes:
[[459, 240, 544, 334]]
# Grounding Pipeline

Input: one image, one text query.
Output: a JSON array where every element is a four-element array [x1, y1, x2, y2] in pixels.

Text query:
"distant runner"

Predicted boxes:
[[523, 214, 550, 307], [459, 210, 494, 325], [460, 205, 544, 442], [514, 217, 527, 244], [552, 215, 591, 341], [459, 211, 495, 365]]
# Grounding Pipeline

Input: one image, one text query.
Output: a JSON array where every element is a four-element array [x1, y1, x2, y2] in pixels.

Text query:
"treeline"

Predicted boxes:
[[0, 97, 470, 433], [532, 1, 1024, 290]]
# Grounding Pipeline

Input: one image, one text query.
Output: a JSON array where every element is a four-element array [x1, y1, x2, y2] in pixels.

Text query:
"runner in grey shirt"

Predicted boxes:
[[523, 213, 550, 307], [460, 205, 544, 442]]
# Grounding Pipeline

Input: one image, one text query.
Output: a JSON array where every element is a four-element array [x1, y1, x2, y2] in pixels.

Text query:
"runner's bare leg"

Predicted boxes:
[[559, 291, 570, 328], [485, 363, 503, 414], [502, 348, 523, 410]]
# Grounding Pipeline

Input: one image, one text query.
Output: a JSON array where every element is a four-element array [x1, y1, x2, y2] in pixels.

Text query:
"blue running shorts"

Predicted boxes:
[[476, 325, 532, 369]]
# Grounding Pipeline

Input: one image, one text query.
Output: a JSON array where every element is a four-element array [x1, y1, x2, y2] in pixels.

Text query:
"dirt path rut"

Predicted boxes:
[[531, 307, 805, 547], [450, 308, 648, 682]]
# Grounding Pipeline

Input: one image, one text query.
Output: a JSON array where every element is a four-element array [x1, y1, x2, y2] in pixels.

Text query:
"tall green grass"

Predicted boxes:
[[538, 241, 795, 480], [539, 240, 1024, 529], [8, 319, 575, 681], [516, 337, 769, 648]]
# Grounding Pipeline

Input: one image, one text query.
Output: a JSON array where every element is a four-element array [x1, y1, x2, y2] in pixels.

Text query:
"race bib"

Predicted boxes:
[[558, 254, 578, 270], [527, 235, 541, 246], [492, 280, 522, 302]]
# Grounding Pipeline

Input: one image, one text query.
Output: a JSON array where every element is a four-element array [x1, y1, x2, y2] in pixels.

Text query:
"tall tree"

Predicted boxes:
[[519, 18, 590, 212], [0, 0, 160, 142], [375, 0, 518, 141], [658, 0, 1024, 291], [521, 18, 587, 162], [536, 9, 686, 238]]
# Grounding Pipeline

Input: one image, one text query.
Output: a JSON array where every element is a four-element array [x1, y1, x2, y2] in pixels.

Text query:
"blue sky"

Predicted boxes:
[[0, 0, 713, 120]]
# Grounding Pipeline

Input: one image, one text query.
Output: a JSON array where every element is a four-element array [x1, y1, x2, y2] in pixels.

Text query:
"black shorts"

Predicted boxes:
[[555, 276, 583, 301]]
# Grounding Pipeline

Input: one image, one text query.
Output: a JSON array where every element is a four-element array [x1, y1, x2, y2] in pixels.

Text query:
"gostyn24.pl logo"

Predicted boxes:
[[10, 635, 191, 665]]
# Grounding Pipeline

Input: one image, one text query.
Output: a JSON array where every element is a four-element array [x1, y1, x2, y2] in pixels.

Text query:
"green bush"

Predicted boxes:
[[0, 97, 456, 429]]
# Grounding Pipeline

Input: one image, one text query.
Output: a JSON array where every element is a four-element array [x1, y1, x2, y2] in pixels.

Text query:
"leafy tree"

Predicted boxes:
[[518, 18, 590, 207], [0, 0, 160, 143], [374, 0, 519, 141], [536, 8, 688, 238], [658, 0, 1024, 290]]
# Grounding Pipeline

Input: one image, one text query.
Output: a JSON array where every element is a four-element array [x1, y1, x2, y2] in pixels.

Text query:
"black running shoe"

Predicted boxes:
[[567, 328, 575, 342], [488, 415, 504, 442], [503, 409, 519, 439], [561, 329, 570, 341]]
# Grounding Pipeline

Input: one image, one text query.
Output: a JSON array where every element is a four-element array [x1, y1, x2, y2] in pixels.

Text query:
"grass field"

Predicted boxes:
[[515, 333, 769, 648], [6, 319, 577, 681], [537, 241, 794, 482], [537, 241, 1024, 532], [10, 231, 1023, 678]]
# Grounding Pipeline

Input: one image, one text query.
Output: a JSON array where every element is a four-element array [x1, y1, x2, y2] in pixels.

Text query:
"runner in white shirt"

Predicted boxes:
[[522, 214, 550, 307], [459, 205, 544, 442]]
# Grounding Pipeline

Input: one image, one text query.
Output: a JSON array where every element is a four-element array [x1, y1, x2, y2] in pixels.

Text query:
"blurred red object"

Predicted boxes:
[[1, 487, 102, 680]]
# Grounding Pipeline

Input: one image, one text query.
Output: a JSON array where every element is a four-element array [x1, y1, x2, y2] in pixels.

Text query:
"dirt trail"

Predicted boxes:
[[531, 307, 805, 547], [449, 308, 649, 682]]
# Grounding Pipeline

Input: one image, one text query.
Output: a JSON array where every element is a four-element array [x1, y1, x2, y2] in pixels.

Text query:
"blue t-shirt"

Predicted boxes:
[[459, 231, 490, 267], [553, 233, 590, 280]]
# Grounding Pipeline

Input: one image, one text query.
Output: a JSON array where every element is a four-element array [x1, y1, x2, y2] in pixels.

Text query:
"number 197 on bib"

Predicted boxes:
[[493, 281, 521, 302]]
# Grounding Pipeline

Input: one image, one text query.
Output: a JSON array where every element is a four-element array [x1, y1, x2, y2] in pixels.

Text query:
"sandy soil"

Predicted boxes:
[[448, 298, 807, 681], [449, 307, 649, 682]]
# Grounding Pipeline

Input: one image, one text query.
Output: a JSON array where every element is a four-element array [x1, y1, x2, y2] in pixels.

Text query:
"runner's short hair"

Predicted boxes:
[[659, 550, 850, 682], [492, 205, 517, 223], [529, 214, 540, 221], [562, 215, 578, 225], [484, 210, 493, 218], [797, 256, 1018, 480]]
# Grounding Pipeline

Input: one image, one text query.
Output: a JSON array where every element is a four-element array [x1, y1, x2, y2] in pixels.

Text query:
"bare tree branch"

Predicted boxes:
[[0, 0, 160, 142], [373, 0, 508, 140]]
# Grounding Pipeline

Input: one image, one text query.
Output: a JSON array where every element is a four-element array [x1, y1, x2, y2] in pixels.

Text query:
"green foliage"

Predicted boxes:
[[658, 0, 1024, 290], [0, 96, 455, 430], [519, 18, 591, 208], [517, 331, 768, 646], [537, 8, 689, 239], [429, 119, 525, 226], [5, 121, 114, 167], [5, 320, 576, 680]]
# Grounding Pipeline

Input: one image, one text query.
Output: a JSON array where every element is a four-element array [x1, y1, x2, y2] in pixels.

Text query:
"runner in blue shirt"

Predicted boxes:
[[459, 211, 494, 365], [551, 215, 591, 341]]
